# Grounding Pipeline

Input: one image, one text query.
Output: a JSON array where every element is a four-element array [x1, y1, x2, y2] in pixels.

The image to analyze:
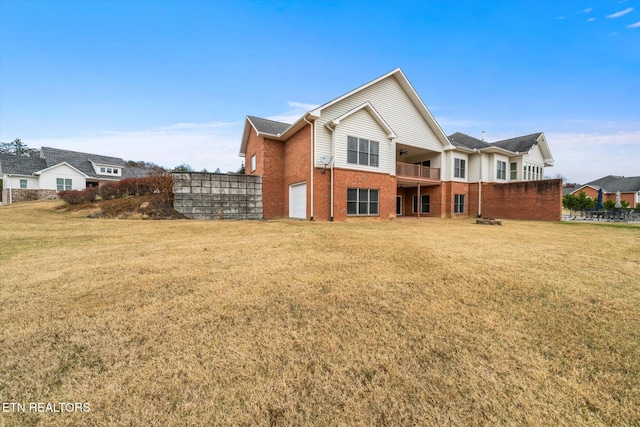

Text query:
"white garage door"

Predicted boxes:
[[289, 182, 306, 219]]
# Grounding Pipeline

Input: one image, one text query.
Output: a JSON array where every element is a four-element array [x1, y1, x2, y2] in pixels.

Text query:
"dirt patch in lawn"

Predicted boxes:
[[58, 194, 186, 219]]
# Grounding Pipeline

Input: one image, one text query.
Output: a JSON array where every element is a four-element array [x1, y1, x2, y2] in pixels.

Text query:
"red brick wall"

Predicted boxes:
[[480, 179, 562, 221], [397, 185, 442, 217], [441, 181, 471, 218], [245, 131, 284, 219], [283, 125, 311, 219], [576, 187, 636, 207], [325, 168, 397, 221]]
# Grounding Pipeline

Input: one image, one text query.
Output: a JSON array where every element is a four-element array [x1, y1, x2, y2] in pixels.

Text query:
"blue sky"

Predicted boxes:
[[1, 0, 638, 183]]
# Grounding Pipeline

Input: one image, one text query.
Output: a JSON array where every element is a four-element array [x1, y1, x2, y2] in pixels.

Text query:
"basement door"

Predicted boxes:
[[289, 182, 307, 219]]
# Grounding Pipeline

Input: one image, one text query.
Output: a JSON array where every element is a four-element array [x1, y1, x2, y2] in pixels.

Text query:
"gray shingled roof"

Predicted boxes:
[[0, 154, 48, 175], [491, 133, 543, 153], [247, 116, 291, 136], [447, 132, 490, 150], [41, 147, 127, 179], [584, 175, 640, 193]]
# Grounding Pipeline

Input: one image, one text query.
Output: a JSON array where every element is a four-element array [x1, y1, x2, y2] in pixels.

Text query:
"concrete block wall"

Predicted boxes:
[[172, 172, 263, 220]]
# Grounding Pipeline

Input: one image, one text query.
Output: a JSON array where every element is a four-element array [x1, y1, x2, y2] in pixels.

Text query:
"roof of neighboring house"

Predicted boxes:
[[0, 154, 47, 176], [246, 116, 291, 136], [447, 132, 490, 150], [580, 175, 640, 193], [41, 147, 125, 179], [491, 133, 544, 153], [1, 148, 151, 180]]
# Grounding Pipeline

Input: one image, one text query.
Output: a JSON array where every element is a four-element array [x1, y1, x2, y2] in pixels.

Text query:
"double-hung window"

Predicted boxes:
[[412, 195, 430, 214], [510, 162, 517, 180], [454, 158, 466, 179], [347, 136, 379, 167], [454, 194, 465, 214], [347, 188, 379, 216], [56, 178, 72, 191], [497, 161, 507, 180], [20, 179, 28, 189]]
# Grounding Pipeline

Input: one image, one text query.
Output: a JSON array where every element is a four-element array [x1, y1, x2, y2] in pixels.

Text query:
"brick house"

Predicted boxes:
[[1, 147, 149, 204], [239, 68, 560, 221], [570, 175, 640, 207]]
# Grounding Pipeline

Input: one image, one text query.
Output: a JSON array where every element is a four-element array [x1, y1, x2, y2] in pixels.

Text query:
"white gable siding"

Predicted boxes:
[[39, 164, 86, 191], [524, 144, 545, 164], [333, 108, 393, 174], [315, 76, 445, 168]]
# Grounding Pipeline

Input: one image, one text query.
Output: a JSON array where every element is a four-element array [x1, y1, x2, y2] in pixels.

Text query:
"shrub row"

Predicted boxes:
[[59, 174, 174, 205]]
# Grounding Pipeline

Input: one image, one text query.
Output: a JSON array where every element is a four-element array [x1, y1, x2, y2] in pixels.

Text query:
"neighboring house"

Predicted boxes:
[[570, 175, 640, 207], [240, 68, 559, 221], [0, 147, 150, 204]]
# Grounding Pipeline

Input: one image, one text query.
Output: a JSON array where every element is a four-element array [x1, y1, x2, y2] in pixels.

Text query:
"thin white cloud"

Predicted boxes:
[[546, 130, 640, 183], [583, 8, 593, 14], [588, 17, 597, 22], [607, 7, 633, 18], [266, 101, 320, 124], [627, 21, 640, 28]]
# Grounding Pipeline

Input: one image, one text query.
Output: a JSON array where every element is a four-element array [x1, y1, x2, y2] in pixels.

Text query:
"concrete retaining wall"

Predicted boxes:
[[172, 172, 263, 220]]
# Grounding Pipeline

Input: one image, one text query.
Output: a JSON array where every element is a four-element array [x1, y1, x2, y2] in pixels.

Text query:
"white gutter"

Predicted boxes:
[[477, 151, 482, 218], [325, 123, 336, 221], [7, 174, 12, 204], [303, 116, 314, 220]]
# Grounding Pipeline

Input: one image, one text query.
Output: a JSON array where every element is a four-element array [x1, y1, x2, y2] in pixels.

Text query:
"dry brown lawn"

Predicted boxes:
[[1, 200, 639, 426]]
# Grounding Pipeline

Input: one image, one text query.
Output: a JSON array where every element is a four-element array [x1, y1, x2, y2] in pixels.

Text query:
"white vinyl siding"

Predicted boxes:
[[38, 164, 86, 191], [315, 76, 446, 172], [332, 108, 391, 173]]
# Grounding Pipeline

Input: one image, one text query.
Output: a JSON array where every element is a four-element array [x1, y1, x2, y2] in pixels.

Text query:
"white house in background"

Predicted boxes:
[[0, 147, 149, 204]]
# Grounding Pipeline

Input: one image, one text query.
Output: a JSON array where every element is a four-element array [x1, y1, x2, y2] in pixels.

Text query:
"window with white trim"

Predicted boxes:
[[20, 179, 28, 189], [413, 195, 430, 214], [347, 136, 379, 167], [250, 154, 256, 172], [454, 158, 466, 178], [56, 178, 72, 191], [347, 188, 379, 216], [497, 161, 506, 180], [510, 162, 517, 180], [454, 194, 465, 214]]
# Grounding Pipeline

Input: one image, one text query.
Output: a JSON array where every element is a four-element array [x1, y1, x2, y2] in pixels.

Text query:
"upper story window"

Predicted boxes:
[[347, 136, 379, 167], [250, 154, 256, 172], [497, 161, 507, 180], [99, 166, 120, 176], [510, 162, 517, 180], [454, 158, 466, 179]]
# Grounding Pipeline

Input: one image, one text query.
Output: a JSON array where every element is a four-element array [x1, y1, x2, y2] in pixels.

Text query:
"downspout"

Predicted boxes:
[[8, 174, 12, 204], [477, 151, 482, 218], [303, 116, 314, 220], [325, 123, 335, 221]]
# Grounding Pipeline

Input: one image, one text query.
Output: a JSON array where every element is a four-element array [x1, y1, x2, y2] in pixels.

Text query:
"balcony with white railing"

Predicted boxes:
[[396, 161, 441, 183]]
